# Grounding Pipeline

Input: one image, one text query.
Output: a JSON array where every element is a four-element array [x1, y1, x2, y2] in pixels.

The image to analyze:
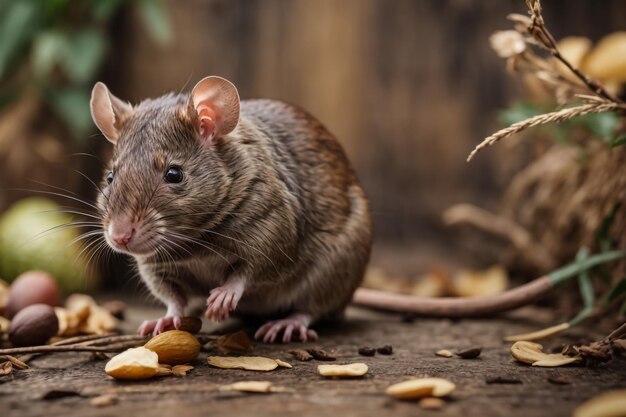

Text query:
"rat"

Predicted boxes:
[[90, 76, 372, 343]]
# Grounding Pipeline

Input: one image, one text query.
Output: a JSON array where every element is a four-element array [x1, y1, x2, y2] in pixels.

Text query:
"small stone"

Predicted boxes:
[[358, 347, 376, 356], [377, 345, 393, 355], [455, 347, 482, 359]]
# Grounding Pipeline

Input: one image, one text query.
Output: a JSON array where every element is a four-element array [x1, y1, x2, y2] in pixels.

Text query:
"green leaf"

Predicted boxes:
[[91, 0, 125, 21], [610, 135, 626, 148], [596, 203, 622, 252], [604, 278, 626, 305], [137, 0, 172, 45], [576, 248, 594, 309], [47, 88, 93, 138], [550, 250, 625, 285], [60, 29, 106, 84]]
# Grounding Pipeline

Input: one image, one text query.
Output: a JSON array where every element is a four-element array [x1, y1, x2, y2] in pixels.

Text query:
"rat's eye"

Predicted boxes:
[[106, 171, 114, 184], [164, 166, 183, 183]]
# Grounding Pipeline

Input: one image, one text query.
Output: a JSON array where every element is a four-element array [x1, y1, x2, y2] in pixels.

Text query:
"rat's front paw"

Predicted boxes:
[[138, 316, 182, 336], [205, 283, 243, 322]]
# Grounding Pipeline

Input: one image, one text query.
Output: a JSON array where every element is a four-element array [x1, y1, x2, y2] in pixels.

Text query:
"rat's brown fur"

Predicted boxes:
[[97, 93, 372, 328]]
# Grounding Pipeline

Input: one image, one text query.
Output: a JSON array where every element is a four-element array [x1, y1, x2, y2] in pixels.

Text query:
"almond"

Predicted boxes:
[[386, 378, 455, 399], [144, 330, 200, 365], [105, 347, 158, 380]]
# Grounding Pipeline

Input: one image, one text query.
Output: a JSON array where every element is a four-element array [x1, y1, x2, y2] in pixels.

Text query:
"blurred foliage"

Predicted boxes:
[[0, 0, 171, 139], [499, 101, 622, 146]]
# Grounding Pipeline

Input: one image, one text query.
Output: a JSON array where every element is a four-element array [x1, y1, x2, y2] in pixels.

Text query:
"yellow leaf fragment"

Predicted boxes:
[[504, 322, 570, 342], [207, 356, 279, 371], [274, 359, 292, 368], [318, 363, 368, 377]]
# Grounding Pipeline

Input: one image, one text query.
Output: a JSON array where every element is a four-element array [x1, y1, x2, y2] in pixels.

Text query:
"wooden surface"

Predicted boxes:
[[1, 302, 625, 417]]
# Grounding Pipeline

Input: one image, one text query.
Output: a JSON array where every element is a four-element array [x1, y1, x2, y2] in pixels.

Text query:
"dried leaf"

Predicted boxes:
[[172, 365, 194, 377], [0, 355, 28, 369], [455, 347, 482, 359], [217, 331, 252, 354], [573, 389, 626, 417], [574, 341, 613, 363], [510, 341, 580, 367], [274, 359, 292, 368], [504, 322, 570, 342], [318, 363, 368, 377], [386, 378, 455, 399], [156, 364, 172, 376], [307, 348, 336, 361], [0, 361, 12, 376], [435, 350, 453, 358], [289, 349, 313, 361], [207, 356, 279, 371]]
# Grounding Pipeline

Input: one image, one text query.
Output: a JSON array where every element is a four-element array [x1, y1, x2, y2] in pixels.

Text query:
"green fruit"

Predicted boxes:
[[0, 197, 98, 292]]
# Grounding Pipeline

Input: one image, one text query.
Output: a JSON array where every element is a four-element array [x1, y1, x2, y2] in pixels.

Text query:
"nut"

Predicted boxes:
[[386, 378, 456, 399], [105, 347, 158, 380], [144, 330, 200, 365], [179, 317, 202, 334], [274, 359, 292, 368], [6, 271, 60, 318], [207, 356, 279, 371], [318, 363, 368, 377], [9, 304, 59, 346], [455, 347, 482, 359], [435, 349, 453, 358]]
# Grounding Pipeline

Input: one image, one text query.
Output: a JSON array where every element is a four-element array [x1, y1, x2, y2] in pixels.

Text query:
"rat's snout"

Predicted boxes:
[[108, 217, 136, 247]]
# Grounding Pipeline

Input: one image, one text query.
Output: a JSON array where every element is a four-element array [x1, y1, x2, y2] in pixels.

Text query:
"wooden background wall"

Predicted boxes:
[[98, 0, 626, 270]]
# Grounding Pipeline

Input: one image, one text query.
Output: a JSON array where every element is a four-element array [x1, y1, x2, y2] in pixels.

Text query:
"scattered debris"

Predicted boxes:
[[289, 349, 313, 361], [418, 397, 446, 410], [510, 341, 580, 367], [452, 266, 508, 298], [435, 349, 453, 358], [0, 361, 12, 376], [504, 323, 570, 342], [172, 364, 194, 377], [486, 375, 522, 384], [358, 347, 376, 356], [546, 373, 572, 385], [307, 348, 336, 361], [573, 390, 626, 417], [207, 356, 280, 371], [100, 301, 127, 321], [386, 378, 455, 400], [0, 355, 28, 369], [318, 363, 368, 377], [377, 345, 393, 355], [217, 331, 253, 354], [455, 347, 482, 359], [144, 330, 200, 365], [90, 394, 118, 407], [274, 359, 292, 368], [221, 381, 273, 393], [156, 364, 173, 376], [105, 347, 159, 380]]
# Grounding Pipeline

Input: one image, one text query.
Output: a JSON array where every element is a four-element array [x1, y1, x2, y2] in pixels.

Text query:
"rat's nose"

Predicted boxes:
[[108, 219, 136, 247]]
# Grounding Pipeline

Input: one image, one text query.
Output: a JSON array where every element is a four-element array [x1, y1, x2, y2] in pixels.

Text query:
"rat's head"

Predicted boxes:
[[90, 76, 240, 256]]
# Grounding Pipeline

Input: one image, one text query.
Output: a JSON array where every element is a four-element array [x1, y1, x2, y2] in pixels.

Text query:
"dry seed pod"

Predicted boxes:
[[510, 341, 579, 367], [318, 363, 368, 377], [207, 356, 279, 371], [386, 378, 456, 400], [144, 330, 200, 365], [105, 347, 158, 380]]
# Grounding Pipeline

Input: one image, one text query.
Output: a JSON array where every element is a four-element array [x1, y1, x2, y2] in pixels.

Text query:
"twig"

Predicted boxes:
[[0, 341, 142, 356], [467, 102, 623, 161]]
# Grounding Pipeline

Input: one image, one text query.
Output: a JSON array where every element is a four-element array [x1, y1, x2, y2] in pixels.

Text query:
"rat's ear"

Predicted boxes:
[[190, 76, 240, 145], [90, 82, 133, 144]]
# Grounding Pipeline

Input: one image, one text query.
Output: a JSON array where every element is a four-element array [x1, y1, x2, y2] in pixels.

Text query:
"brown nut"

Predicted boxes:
[[9, 304, 59, 346], [6, 271, 60, 318], [179, 317, 202, 334], [144, 330, 200, 365]]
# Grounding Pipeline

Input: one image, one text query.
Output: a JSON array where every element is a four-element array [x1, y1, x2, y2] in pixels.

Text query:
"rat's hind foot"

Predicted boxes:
[[138, 315, 182, 336], [254, 313, 318, 343], [205, 278, 244, 322]]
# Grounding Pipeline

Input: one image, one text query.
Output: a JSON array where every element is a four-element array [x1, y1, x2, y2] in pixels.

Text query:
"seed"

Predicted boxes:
[[386, 377, 455, 399]]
